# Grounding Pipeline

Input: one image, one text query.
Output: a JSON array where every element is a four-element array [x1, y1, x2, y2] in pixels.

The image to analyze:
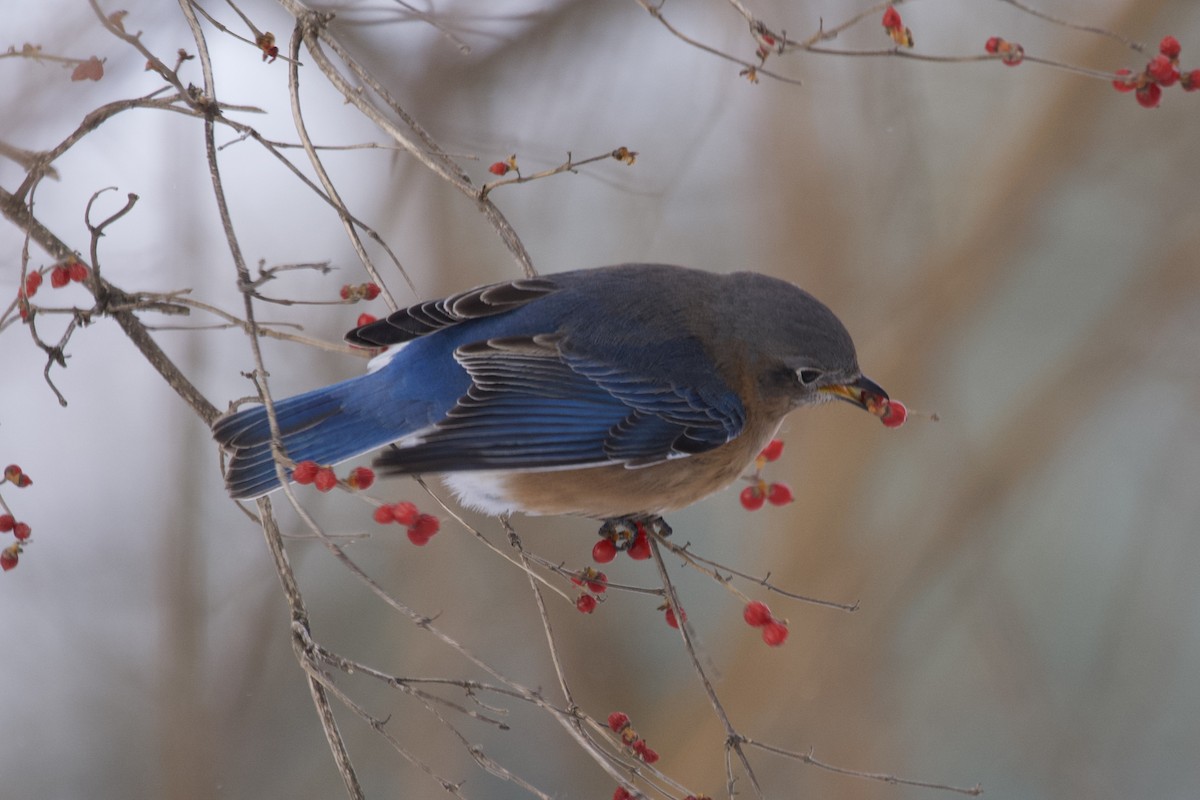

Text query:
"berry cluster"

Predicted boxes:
[[743, 600, 790, 647], [1112, 36, 1199, 109], [572, 566, 608, 614], [52, 261, 90, 288], [24, 262, 89, 297], [4, 465, 32, 488], [18, 262, 91, 320], [372, 501, 441, 545], [738, 439, 795, 511], [882, 6, 914, 49], [292, 460, 375, 493], [339, 284, 382, 334], [984, 36, 1024, 67], [1, 464, 35, 572], [607, 712, 659, 765], [339, 282, 381, 302]]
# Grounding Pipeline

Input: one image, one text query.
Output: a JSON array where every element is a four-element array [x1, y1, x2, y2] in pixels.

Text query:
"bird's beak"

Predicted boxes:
[[819, 375, 890, 414]]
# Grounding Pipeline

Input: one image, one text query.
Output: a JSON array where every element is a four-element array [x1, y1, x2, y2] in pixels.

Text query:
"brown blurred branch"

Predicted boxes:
[[278, 0, 538, 278]]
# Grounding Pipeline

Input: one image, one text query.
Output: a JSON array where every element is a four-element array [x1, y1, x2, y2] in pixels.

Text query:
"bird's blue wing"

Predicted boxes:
[[373, 334, 746, 475]]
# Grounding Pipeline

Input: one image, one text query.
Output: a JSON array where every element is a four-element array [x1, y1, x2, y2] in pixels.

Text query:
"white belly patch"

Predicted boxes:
[[440, 472, 522, 516]]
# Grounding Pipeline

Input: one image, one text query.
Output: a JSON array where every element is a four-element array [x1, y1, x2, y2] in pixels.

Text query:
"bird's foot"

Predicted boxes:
[[598, 515, 672, 545], [593, 515, 672, 562]]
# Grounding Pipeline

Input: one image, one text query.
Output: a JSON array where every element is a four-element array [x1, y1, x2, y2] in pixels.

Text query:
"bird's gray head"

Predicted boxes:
[[723, 271, 890, 413]]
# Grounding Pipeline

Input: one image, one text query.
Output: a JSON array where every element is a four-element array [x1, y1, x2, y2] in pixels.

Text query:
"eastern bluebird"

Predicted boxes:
[[213, 263, 892, 520]]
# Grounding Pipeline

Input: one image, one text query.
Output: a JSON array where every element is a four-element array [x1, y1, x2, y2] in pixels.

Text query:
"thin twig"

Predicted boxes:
[[287, 24, 406, 307], [503, 518, 578, 709], [657, 537, 859, 612], [994, 0, 1143, 51], [280, 1, 537, 278], [632, 0, 804, 86], [745, 738, 984, 796], [479, 148, 639, 200], [648, 535, 763, 799]]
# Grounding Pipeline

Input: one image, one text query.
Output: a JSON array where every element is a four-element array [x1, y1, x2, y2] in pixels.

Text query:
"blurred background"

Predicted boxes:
[[2, 1, 1199, 798]]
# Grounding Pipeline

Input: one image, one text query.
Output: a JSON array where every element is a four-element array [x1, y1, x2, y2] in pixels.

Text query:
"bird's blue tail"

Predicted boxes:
[[213, 371, 409, 499]]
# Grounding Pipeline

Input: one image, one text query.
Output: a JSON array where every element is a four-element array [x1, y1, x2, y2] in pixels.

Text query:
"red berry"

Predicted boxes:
[[13, 522, 30, 541], [407, 529, 432, 546], [761, 620, 789, 647], [881, 7, 901, 29], [0, 546, 18, 571], [356, 313, 377, 328], [984, 36, 1002, 54], [347, 466, 375, 490], [313, 467, 338, 492], [739, 484, 765, 511], [1137, 82, 1163, 108], [390, 501, 419, 526], [410, 513, 440, 539], [372, 505, 394, 524], [592, 538, 617, 564], [880, 399, 908, 428], [664, 606, 685, 629], [50, 266, 71, 288], [1160, 35, 1182, 59], [339, 284, 353, 300], [627, 531, 651, 560], [639, 745, 660, 764], [575, 567, 608, 592], [613, 788, 633, 800], [1001, 43, 1024, 66], [759, 439, 784, 462], [363, 282, 381, 300], [607, 711, 630, 732], [575, 594, 597, 614], [68, 262, 89, 282], [1183, 69, 1200, 91], [488, 162, 510, 176], [24, 271, 42, 296], [766, 482, 794, 506], [587, 571, 608, 593], [0, 514, 14, 533], [743, 600, 773, 627], [1112, 68, 1136, 92], [1147, 54, 1178, 84], [292, 460, 319, 484]]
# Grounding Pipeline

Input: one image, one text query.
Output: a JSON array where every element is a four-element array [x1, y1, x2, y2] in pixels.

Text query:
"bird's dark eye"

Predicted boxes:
[[797, 368, 823, 386]]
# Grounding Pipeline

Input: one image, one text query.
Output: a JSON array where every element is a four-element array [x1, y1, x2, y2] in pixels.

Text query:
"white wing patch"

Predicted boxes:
[[367, 341, 409, 373]]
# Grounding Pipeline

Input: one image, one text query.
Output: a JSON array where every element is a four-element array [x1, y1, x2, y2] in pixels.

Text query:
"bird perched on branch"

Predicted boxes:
[[213, 263, 900, 522]]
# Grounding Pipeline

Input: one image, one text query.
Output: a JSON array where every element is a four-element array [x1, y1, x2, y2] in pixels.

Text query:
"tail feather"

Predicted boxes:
[[213, 375, 407, 499]]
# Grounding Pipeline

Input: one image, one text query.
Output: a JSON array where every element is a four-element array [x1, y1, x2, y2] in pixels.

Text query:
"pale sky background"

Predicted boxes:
[[2, 1, 1199, 799]]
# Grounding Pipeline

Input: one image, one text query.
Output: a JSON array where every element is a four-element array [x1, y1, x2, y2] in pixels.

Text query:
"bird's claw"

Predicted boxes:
[[597, 515, 672, 550]]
